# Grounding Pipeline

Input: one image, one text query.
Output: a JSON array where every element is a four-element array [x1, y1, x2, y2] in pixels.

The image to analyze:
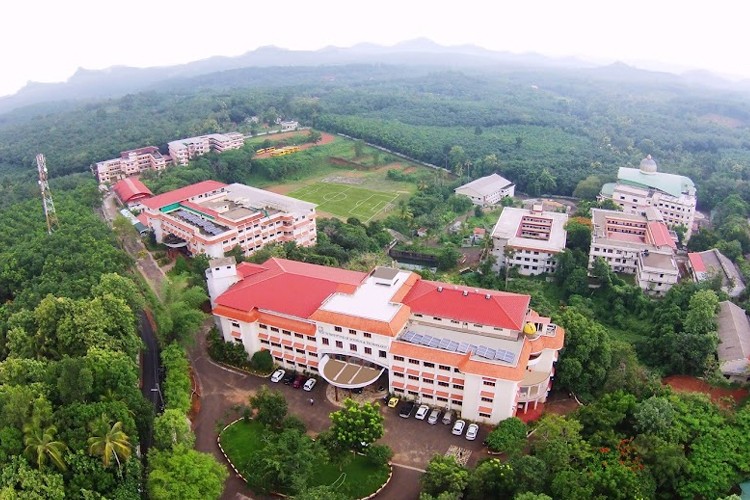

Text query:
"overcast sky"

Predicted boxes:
[[2, 0, 747, 97]]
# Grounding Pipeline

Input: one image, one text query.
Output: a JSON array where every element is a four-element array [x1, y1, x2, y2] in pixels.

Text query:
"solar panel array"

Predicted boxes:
[[175, 210, 227, 236], [400, 330, 516, 364]]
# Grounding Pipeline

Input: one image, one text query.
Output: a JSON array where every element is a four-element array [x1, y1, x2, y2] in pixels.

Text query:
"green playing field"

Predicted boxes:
[[288, 182, 399, 222]]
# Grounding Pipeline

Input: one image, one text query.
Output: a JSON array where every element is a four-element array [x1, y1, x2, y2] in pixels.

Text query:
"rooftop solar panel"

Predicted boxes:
[[483, 348, 496, 360], [457, 342, 469, 353], [439, 338, 451, 349], [476, 345, 487, 357], [429, 338, 441, 348], [502, 351, 515, 363], [402, 331, 416, 342], [447, 341, 459, 351], [420, 335, 433, 346], [468, 344, 478, 354], [412, 334, 423, 344]]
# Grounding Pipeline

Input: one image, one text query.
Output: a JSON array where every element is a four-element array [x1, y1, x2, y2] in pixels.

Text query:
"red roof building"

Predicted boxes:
[[112, 178, 153, 209], [207, 257, 564, 424]]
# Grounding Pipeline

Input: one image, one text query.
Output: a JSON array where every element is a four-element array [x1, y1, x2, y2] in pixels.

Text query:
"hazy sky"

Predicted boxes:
[[2, 0, 747, 97]]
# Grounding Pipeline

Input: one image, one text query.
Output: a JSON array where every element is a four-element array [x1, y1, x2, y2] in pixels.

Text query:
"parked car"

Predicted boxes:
[[292, 374, 306, 389], [282, 372, 296, 385], [415, 404, 430, 420], [398, 401, 415, 418], [303, 378, 317, 391], [452, 419, 466, 436], [270, 369, 285, 383], [442, 410, 455, 425], [387, 396, 400, 408], [465, 423, 479, 441], [428, 408, 442, 425]]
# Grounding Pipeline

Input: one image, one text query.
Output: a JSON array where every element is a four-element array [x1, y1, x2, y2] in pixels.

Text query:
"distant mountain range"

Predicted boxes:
[[2, 38, 749, 115]]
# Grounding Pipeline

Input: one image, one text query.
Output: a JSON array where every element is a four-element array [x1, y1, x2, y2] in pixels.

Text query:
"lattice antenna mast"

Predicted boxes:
[[36, 154, 59, 234]]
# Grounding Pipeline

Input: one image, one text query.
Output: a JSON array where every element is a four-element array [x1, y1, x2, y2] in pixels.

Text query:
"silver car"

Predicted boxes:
[[428, 408, 442, 425], [465, 423, 479, 441]]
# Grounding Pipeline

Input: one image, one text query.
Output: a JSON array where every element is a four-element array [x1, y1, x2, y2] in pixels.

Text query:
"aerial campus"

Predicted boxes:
[[96, 124, 750, 496]]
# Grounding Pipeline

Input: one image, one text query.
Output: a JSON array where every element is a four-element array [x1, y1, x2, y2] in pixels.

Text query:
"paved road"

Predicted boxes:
[[188, 325, 490, 500]]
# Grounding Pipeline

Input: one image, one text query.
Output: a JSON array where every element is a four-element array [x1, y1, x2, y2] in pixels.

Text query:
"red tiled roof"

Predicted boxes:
[[141, 180, 227, 210], [112, 178, 153, 204], [136, 213, 148, 226], [399, 279, 530, 330], [688, 252, 706, 273], [647, 221, 677, 249], [215, 258, 367, 320]]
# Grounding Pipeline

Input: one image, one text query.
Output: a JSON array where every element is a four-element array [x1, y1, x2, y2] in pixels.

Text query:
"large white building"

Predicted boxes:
[[599, 155, 697, 240], [142, 180, 316, 258], [589, 208, 678, 296], [207, 257, 565, 424], [94, 146, 167, 184], [490, 205, 568, 276], [454, 174, 515, 207], [168, 132, 245, 166]]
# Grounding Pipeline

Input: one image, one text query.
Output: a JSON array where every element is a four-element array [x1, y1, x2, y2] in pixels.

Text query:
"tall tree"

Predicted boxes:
[[329, 399, 384, 451], [249, 385, 288, 428], [87, 415, 132, 471], [147, 444, 228, 500], [421, 455, 469, 498], [23, 424, 68, 471]]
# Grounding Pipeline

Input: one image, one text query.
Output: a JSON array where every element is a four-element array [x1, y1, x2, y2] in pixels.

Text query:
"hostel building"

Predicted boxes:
[[142, 180, 316, 258], [94, 146, 167, 183], [207, 257, 565, 424], [168, 132, 245, 166]]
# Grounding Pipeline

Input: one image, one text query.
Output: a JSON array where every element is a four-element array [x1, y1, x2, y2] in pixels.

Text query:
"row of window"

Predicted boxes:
[[273, 356, 317, 373], [332, 326, 373, 338], [392, 356, 459, 372], [392, 388, 462, 406]]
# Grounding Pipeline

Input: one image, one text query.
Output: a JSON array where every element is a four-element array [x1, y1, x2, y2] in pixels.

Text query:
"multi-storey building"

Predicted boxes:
[[599, 155, 697, 240], [94, 146, 167, 183], [490, 204, 568, 276], [142, 180, 316, 258], [207, 257, 565, 424], [112, 177, 153, 211], [454, 173, 515, 207], [589, 208, 678, 296], [168, 132, 245, 166], [687, 249, 746, 297]]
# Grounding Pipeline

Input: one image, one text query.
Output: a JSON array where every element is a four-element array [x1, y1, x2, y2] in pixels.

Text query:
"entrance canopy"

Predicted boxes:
[[320, 354, 385, 389]]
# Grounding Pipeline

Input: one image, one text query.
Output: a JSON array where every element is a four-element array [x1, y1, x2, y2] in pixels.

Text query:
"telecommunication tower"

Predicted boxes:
[[36, 154, 59, 234]]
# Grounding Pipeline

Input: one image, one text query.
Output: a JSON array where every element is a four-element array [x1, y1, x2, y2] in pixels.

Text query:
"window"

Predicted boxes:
[[479, 412, 491, 418], [282, 329, 291, 336], [394, 372, 404, 378], [296, 348, 305, 354], [322, 338, 330, 346], [439, 365, 451, 371], [483, 380, 496, 387], [408, 391, 419, 396], [452, 400, 462, 406], [259, 324, 268, 330], [408, 359, 420, 365], [453, 368, 461, 373], [364, 347, 372, 355], [260, 339, 270, 345], [271, 342, 281, 348], [274, 356, 283, 363], [363, 332, 372, 338], [298, 364, 307, 369], [306, 336, 315, 342], [270, 327, 279, 333], [379, 350, 387, 358], [394, 356, 405, 362], [481, 397, 493, 403], [394, 388, 404, 393], [309, 352, 318, 357], [233, 338, 242, 344], [334, 326, 342, 332], [436, 397, 448, 402], [432, 317, 442, 321], [408, 375, 419, 381], [438, 381, 449, 387], [230, 321, 240, 328], [350, 344, 357, 352], [348, 329, 356, 334], [294, 333, 303, 339], [423, 362, 435, 368], [452, 384, 464, 390], [423, 378, 434, 384], [284, 346, 292, 351], [335, 341, 343, 348]]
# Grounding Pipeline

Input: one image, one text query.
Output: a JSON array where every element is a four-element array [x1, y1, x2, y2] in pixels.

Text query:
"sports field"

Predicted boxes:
[[288, 182, 399, 222]]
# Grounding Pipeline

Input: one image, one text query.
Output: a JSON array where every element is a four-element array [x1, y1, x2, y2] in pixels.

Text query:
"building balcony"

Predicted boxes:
[[517, 370, 551, 403]]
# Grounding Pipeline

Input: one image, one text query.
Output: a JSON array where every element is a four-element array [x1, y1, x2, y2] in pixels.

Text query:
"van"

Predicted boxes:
[[442, 410, 454, 425]]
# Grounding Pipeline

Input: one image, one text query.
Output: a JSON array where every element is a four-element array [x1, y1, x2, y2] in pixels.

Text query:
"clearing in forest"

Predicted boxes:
[[289, 182, 399, 222]]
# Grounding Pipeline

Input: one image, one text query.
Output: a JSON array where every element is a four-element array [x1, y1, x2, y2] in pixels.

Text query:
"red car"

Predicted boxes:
[[292, 374, 306, 389]]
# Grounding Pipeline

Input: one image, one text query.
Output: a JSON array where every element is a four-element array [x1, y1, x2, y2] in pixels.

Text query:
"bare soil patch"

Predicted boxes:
[[664, 375, 749, 407], [253, 132, 335, 158]]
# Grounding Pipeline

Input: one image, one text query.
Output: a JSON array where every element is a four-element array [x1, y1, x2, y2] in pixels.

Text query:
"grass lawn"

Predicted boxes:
[[289, 182, 401, 222], [219, 420, 389, 499]]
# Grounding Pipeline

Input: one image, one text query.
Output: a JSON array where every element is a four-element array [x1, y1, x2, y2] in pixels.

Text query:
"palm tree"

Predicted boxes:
[[87, 415, 132, 471], [23, 424, 68, 471]]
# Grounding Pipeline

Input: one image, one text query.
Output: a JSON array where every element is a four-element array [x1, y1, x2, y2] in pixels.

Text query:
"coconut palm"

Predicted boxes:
[[23, 424, 68, 471], [87, 415, 132, 470]]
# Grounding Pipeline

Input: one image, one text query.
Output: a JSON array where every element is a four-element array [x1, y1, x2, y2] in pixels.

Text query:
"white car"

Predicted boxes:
[[465, 423, 479, 441], [415, 404, 430, 420], [427, 408, 442, 425], [452, 419, 466, 436], [270, 369, 285, 383], [303, 378, 317, 391]]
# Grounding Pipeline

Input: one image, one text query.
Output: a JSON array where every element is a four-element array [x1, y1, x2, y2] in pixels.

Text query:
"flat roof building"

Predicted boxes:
[[455, 173, 515, 207], [590, 208, 678, 296], [599, 155, 697, 240], [142, 180, 316, 258], [207, 257, 565, 424], [716, 301, 750, 384], [168, 132, 245, 166], [94, 146, 167, 184], [490, 205, 568, 276]]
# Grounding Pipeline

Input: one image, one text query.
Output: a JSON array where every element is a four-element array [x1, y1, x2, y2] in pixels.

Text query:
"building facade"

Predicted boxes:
[[94, 146, 167, 183], [490, 205, 568, 276], [454, 173, 516, 206], [168, 132, 245, 166], [599, 155, 697, 240], [687, 249, 746, 297], [716, 301, 750, 384], [207, 257, 565, 424], [589, 208, 678, 296], [112, 177, 153, 211], [142, 180, 316, 258], [280, 121, 299, 132]]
